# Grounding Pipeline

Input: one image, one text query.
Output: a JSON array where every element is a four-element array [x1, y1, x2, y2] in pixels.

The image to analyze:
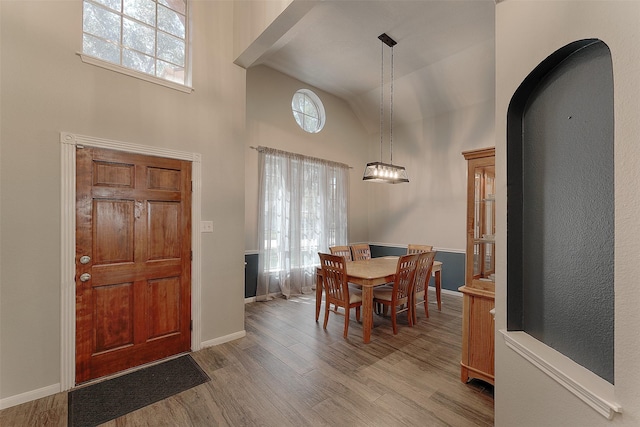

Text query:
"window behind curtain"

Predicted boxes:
[[82, 0, 189, 87], [257, 147, 349, 300]]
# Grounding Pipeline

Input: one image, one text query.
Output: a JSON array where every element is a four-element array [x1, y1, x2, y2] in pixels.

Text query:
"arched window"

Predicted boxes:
[[291, 89, 326, 133]]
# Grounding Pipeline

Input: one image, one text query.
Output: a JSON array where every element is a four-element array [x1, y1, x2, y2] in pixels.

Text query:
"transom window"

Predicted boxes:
[[82, 0, 189, 87], [291, 89, 325, 133]]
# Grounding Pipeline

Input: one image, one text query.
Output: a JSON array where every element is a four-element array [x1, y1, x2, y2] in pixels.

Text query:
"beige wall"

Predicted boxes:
[[244, 65, 370, 250], [495, 1, 640, 425], [233, 0, 294, 61], [366, 100, 495, 251], [0, 0, 246, 401], [239, 1, 495, 258], [243, 65, 491, 254]]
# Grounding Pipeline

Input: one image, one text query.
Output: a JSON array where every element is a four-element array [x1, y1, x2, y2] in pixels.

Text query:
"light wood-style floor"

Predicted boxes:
[[0, 291, 494, 426]]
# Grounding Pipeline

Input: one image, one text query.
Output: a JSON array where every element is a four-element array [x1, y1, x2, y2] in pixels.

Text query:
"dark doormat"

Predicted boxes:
[[68, 354, 210, 427]]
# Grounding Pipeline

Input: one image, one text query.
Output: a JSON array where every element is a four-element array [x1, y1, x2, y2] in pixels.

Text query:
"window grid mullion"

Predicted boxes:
[[82, 0, 187, 85], [154, 1, 159, 76], [119, 7, 124, 67]]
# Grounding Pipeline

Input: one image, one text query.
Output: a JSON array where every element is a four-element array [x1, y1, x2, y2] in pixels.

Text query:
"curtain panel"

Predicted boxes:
[[256, 146, 349, 300]]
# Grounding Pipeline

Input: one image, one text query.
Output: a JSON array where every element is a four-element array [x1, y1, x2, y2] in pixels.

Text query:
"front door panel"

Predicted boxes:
[[75, 147, 192, 384]]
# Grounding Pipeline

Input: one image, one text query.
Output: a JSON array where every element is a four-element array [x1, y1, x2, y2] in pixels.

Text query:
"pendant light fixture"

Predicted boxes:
[[363, 33, 409, 184]]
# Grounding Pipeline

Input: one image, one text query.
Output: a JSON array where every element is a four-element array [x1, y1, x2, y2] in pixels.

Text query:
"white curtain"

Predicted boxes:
[[257, 146, 349, 300]]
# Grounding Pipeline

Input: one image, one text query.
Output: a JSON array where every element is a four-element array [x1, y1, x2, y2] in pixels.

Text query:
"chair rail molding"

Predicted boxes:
[[501, 330, 622, 420]]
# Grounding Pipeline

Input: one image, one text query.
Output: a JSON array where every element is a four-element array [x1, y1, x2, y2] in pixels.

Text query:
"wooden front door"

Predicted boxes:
[[75, 146, 192, 384]]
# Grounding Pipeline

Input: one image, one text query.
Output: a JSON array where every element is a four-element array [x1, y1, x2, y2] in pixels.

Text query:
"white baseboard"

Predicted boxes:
[[1, 330, 247, 410], [200, 330, 246, 348], [245, 292, 282, 303], [0, 287, 458, 411], [440, 288, 463, 297], [0, 383, 60, 410]]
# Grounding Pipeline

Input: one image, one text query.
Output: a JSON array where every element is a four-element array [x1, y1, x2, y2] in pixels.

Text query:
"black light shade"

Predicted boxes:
[[363, 161, 409, 184]]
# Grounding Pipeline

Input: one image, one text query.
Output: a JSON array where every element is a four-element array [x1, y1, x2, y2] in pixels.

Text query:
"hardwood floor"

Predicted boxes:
[[0, 291, 494, 426]]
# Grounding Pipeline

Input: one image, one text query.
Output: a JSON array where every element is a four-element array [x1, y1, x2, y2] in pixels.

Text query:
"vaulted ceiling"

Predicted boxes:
[[236, 0, 496, 132]]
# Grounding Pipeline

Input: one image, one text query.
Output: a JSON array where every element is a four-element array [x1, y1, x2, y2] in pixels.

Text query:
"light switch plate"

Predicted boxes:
[[200, 221, 213, 233]]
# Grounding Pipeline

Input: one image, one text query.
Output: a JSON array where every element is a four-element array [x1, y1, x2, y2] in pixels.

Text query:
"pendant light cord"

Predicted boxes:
[[364, 33, 408, 183], [390, 44, 394, 165], [379, 40, 384, 164]]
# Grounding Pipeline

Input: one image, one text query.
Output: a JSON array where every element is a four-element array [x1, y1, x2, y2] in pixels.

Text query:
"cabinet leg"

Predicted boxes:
[[460, 365, 470, 383]]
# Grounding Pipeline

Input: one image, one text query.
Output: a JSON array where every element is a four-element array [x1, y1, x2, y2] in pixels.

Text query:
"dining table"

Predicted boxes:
[[315, 256, 443, 343]]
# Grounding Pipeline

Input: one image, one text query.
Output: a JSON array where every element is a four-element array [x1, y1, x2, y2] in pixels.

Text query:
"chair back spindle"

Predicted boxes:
[[407, 244, 433, 255], [395, 254, 420, 302], [329, 245, 353, 261], [412, 251, 437, 321], [351, 243, 372, 261]]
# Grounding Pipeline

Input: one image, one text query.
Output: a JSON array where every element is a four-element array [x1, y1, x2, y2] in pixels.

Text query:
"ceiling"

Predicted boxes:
[[236, 0, 496, 132]]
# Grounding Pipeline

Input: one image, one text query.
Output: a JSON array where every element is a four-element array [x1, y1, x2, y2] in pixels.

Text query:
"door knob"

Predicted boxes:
[[79, 255, 91, 265], [80, 273, 91, 282]]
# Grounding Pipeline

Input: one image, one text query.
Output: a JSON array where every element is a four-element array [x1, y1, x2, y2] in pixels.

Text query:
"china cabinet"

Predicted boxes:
[[460, 147, 495, 385]]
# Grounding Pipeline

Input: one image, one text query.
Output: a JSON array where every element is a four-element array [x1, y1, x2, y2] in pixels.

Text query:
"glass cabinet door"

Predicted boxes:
[[472, 166, 495, 281], [463, 147, 495, 289]]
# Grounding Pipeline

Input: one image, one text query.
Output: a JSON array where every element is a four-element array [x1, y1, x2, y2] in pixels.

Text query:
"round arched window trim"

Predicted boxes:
[[291, 89, 326, 133]]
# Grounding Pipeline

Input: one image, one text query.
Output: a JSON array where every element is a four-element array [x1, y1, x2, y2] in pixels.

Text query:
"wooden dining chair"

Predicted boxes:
[[412, 250, 437, 323], [327, 246, 355, 311], [407, 244, 433, 254], [373, 253, 420, 334], [329, 245, 353, 261], [351, 243, 371, 261], [318, 252, 362, 338]]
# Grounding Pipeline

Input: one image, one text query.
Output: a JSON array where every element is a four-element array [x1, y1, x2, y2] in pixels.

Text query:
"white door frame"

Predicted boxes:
[[59, 132, 202, 391]]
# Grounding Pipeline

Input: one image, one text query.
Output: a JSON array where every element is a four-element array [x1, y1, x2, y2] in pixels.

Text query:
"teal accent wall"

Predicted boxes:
[[244, 253, 259, 298], [507, 40, 614, 384], [370, 245, 464, 292], [244, 246, 464, 298]]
